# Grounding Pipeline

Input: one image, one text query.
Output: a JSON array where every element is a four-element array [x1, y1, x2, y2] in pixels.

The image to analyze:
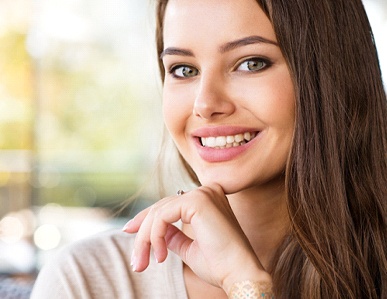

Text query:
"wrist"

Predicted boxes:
[[222, 264, 274, 299], [227, 279, 274, 299]]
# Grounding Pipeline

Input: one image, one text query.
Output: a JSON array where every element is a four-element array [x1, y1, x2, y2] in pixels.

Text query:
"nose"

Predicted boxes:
[[193, 74, 235, 120]]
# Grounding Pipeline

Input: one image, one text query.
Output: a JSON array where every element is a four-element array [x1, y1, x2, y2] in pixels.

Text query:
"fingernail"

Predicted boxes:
[[122, 219, 133, 232], [154, 252, 159, 264], [131, 251, 137, 272]]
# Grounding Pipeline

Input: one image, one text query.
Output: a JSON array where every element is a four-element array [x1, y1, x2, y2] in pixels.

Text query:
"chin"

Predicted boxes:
[[197, 169, 286, 195], [197, 175, 251, 195]]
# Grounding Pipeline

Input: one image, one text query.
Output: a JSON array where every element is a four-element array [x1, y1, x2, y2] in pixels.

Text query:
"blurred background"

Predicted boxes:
[[0, 0, 386, 297], [0, 0, 163, 296]]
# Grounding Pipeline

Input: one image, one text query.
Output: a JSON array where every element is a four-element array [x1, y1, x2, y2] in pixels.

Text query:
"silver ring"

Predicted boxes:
[[177, 190, 185, 196]]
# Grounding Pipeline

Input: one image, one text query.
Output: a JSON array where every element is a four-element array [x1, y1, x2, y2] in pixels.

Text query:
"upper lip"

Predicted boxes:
[[191, 126, 260, 138]]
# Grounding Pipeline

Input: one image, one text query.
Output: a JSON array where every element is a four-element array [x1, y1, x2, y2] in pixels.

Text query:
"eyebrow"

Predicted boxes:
[[219, 35, 279, 53], [160, 48, 194, 59], [160, 35, 278, 59]]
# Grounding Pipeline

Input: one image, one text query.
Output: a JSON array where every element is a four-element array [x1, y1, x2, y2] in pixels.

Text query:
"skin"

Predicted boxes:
[[124, 0, 295, 297]]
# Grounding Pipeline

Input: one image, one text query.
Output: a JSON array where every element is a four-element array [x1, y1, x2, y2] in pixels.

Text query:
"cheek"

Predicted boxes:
[[162, 88, 191, 139], [162, 96, 174, 132], [252, 73, 295, 127]]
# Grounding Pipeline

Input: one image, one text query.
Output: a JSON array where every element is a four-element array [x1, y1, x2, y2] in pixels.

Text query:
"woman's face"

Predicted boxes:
[[162, 0, 295, 194]]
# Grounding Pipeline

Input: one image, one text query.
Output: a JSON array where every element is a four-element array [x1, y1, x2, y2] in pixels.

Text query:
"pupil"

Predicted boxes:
[[248, 61, 259, 70], [183, 67, 193, 77]]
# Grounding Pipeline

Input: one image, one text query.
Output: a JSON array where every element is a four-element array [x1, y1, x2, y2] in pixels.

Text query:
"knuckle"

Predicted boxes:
[[135, 235, 151, 248], [195, 186, 220, 200], [189, 188, 216, 209], [149, 209, 162, 222], [195, 187, 212, 198], [147, 206, 156, 218]]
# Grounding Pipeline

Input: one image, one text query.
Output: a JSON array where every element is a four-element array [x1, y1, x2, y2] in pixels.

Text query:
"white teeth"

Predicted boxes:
[[226, 135, 234, 143], [215, 136, 227, 147], [200, 132, 257, 148], [206, 137, 216, 147], [234, 134, 244, 143]]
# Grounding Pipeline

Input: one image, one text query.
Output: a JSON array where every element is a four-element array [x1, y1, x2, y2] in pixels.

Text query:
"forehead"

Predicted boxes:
[[163, 0, 276, 48]]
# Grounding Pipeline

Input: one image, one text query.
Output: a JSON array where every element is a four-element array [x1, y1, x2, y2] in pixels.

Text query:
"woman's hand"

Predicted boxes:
[[122, 184, 271, 293]]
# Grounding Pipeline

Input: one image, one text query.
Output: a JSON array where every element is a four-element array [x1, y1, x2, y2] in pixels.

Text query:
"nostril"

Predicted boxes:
[[193, 91, 236, 119]]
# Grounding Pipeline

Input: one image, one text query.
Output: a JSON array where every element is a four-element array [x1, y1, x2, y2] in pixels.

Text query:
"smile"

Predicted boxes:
[[200, 132, 257, 149]]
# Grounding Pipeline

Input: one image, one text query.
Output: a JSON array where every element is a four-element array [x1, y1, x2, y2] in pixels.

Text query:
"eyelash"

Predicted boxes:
[[236, 57, 272, 72], [168, 64, 198, 79], [167, 56, 272, 79]]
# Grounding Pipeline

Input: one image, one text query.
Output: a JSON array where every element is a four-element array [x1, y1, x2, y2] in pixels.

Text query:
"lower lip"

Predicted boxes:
[[195, 133, 261, 163]]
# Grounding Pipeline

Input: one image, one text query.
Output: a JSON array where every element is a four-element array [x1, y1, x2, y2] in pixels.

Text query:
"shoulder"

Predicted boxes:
[[31, 230, 134, 299], [31, 229, 187, 299], [60, 229, 135, 261]]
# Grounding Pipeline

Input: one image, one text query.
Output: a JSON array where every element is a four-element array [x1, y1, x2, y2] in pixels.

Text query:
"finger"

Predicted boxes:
[[137, 193, 193, 269], [122, 206, 151, 233], [131, 205, 159, 271], [149, 217, 169, 263], [151, 223, 173, 263], [149, 197, 190, 263], [131, 237, 151, 272], [164, 224, 193, 262], [132, 196, 179, 271]]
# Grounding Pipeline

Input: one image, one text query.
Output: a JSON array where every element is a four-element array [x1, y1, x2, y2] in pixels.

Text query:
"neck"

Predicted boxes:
[[227, 179, 289, 270]]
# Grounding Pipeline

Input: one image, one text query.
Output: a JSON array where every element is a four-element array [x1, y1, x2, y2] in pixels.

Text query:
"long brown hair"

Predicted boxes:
[[155, 0, 387, 298]]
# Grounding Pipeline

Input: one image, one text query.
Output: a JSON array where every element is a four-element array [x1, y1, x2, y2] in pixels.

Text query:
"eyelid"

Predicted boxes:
[[162, 55, 197, 73]]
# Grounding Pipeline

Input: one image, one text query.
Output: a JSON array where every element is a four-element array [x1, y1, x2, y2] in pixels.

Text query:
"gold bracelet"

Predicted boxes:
[[228, 280, 274, 299]]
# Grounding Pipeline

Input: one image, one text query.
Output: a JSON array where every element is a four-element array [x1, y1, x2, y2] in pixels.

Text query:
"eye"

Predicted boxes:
[[170, 65, 199, 78], [237, 58, 269, 72]]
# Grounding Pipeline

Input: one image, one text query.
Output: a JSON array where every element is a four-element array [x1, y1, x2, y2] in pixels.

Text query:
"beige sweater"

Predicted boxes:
[[31, 229, 188, 299]]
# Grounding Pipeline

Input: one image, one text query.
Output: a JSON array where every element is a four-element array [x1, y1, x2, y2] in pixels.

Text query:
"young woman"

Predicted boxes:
[[32, 0, 386, 298]]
